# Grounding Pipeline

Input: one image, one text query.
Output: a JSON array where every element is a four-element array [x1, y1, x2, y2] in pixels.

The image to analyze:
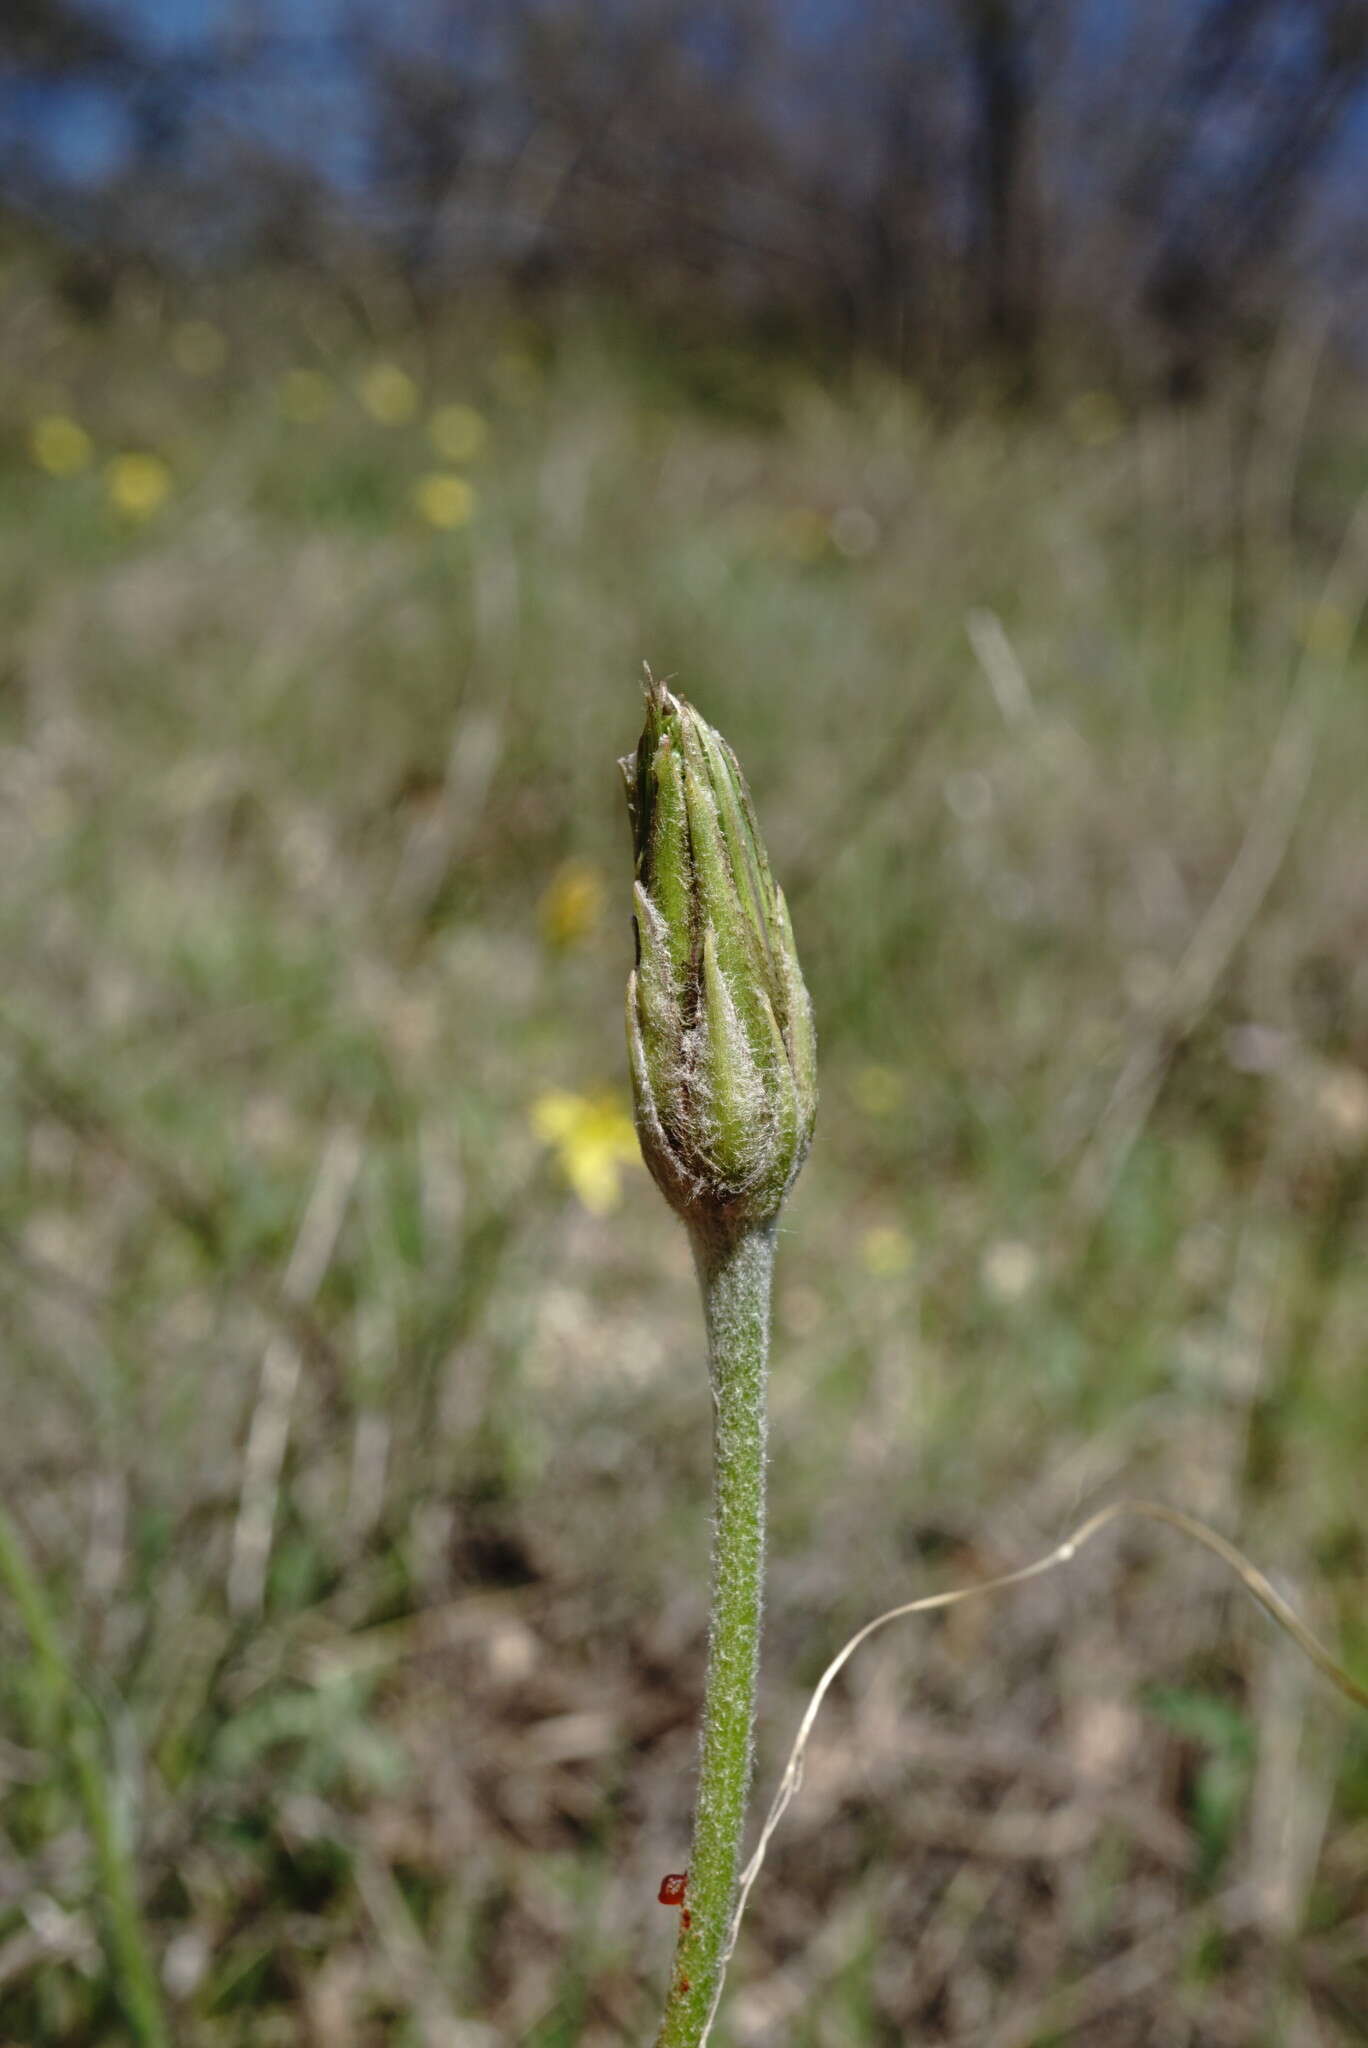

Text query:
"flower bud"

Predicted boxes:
[[621, 678, 817, 1232]]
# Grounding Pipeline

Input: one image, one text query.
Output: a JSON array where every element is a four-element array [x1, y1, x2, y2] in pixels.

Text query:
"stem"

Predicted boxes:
[[654, 1218, 775, 2048], [0, 1506, 170, 2048]]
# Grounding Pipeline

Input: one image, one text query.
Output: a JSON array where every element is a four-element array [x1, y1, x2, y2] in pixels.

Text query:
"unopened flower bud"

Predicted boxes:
[[621, 678, 817, 1233]]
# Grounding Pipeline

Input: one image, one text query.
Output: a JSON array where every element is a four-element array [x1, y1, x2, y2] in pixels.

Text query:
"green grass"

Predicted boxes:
[[2, 250, 1367, 2043]]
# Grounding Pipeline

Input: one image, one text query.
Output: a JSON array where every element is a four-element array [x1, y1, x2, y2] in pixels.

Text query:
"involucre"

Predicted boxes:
[[621, 679, 816, 1235]]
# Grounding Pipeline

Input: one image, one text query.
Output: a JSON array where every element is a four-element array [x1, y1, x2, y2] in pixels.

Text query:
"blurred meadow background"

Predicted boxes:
[[4, 4, 1368, 2043]]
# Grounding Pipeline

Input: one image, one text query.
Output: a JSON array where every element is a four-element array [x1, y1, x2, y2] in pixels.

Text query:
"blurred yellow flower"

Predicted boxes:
[[413, 472, 475, 529], [860, 1223, 914, 1276], [30, 413, 93, 477], [429, 401, 488, 462], [278, 368, 333, 424], [105, 453, 171, 520], [359, 361, 420, 425], [531, 1089, 640, 1215], [539, 858, 604, 947], [171, 319, 227, 376]]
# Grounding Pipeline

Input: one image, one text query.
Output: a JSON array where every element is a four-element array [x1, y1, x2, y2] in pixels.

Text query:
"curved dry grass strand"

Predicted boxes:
[[699, 1496, 1367, 2045]]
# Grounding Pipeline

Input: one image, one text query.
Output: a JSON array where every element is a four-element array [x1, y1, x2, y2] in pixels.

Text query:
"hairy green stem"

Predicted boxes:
[[0, 1506, 169, 2048], [654, 1219, 775, 2048]]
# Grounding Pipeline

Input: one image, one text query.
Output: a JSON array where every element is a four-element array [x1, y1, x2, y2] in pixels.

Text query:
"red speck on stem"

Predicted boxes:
[[681, 1908, 692, 1930], [657, 1871, 688, 1907]]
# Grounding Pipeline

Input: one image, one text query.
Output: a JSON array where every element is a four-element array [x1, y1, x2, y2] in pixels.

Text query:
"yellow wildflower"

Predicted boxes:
[[30, 414, 93, 477], [171, 320, 226, 376], [429, 401, 488, 462], [278, 368, 333, 424], [531, 1089, 640, 1215], [539, 859, 604, 947], [359, 361, 419, 426], [413, 472, 475, 529], [105, 453, 171, 520]]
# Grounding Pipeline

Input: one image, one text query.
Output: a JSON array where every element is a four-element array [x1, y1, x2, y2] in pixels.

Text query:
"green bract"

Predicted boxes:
[[621, 678, 817, 1232]]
